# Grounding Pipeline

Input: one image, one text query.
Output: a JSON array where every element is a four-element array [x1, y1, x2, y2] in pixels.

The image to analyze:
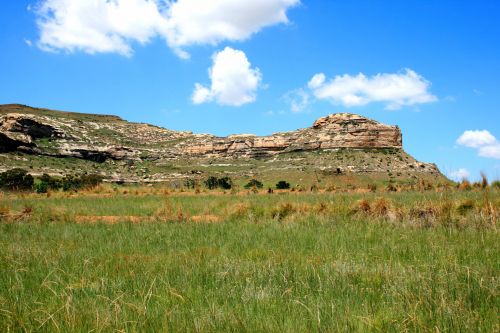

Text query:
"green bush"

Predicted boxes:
[[276, 180, 290, 190], [34, 181, 48, 194], [218, 177, 232, 190], [80, 174, 104, 188], [62, 175, 81, 191], [39, 174, 63, 191], [184, 179, 198, 189], [204, 176, 232, 190], [62, 173, 103, 192], [204, 176, 219, 190], [244, 179, 263, 189], [0, 169, 34, 191]]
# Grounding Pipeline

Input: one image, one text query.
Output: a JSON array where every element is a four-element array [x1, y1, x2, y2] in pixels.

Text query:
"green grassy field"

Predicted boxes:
[[0, 188, 498, 332]]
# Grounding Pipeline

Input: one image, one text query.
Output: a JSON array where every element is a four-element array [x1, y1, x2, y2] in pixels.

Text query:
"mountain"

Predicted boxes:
[[0, 104, 444, 186]]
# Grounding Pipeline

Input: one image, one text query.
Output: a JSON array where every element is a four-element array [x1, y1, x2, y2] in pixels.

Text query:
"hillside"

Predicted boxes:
[[0, 104, 444, 186]]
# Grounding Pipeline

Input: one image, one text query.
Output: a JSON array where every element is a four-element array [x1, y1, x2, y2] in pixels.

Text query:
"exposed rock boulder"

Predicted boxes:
[[0, 113, 65, 153], [57, 145, 137, 163], [1, 113, 64, 139]]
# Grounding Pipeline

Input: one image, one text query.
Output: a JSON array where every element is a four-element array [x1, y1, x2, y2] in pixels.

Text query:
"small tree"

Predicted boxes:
[[80, 174, 104, 188], [62, 175, 81, 191], [0, 169, 34, 191], [244, 179, 263, 189], [204, 176, 219, 190], [184, 179, 198, 189], [276, 180, 290, 190], [35, 181, 49, 194], [218, 177, 232, 190], [61, 173, 103, 192], [39, 173, 62, 191], [204, 176, 232, 190]]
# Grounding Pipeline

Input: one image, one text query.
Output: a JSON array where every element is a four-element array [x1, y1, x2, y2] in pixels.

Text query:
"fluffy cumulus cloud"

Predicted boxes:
[[192, 47, 262, 106], [34, 0, 300, 57], [307, 69, 437, 110], [456, 130, 497, 148], [448, 168, 470, 181], [457, 130, 500, 159]]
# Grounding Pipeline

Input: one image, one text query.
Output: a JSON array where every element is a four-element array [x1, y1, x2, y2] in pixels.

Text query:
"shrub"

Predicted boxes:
[[204, 176, 219, 190], [35, 181, 49, 194], [457, 200, 474, 215], [372, 198, 390, 217], [0, 168, 34, 191], [204, 176, 232, 190], [38, 174, 62, 191], [244, 179, 263, 189], [271, 203, 295, 221], [218, 177, 232, 190], [62, 175, 81, 191], [276, 180, 290, 190], [355, 199, 371, 214], [80, 174, 104, 188], [491, 180, 500, 189], [184, 179, 198, 189], [62, 173, 103, 191]]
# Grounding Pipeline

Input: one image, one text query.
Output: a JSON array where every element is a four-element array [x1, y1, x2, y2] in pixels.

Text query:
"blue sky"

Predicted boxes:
[[1, 0, 499, 181]]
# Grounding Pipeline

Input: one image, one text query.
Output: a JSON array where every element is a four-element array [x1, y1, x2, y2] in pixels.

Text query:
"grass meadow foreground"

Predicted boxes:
[[0, 186, 498, 332]]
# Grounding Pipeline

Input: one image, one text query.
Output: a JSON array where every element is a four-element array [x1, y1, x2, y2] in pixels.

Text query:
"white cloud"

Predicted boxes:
[[283, 88, 310, 113], [34, 0, 299, 57], [35, 0, 168, 56], [192, 47, 262, 106], [457, 130, 500, 160], [307, 69, 437, 109], [456, 130, 496, 148], [307, 73, 325, 89], [449, 168, 470, 181], [478, 144, 500, 159]]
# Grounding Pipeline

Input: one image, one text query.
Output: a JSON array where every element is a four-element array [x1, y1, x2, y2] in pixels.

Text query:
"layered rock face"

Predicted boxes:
[[180, 113, 402, 158], [0, 110, 402, 160], [0, 104, 443, 182]]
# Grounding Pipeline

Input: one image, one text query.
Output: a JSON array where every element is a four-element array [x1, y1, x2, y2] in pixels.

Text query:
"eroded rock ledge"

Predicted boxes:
[[0, 111, 402, 161], [180, 113, 402, 158], [0, 111, 401, 160]]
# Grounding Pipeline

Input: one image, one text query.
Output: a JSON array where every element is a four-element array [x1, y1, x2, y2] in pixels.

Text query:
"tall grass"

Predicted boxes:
[[0, 189, 498, 331]]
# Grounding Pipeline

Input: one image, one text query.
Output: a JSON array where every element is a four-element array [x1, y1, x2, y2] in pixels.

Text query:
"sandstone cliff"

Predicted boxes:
[[0, 106, 402, 159], [0, 104, 441, 182]]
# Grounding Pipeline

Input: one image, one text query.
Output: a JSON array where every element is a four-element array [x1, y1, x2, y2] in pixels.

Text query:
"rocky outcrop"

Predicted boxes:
[[0, 110, 402, 160], [0, 113, 64, 140], [0, 113, 60, 152], [0, 105, 444, 181], [0, 113, 137, 161], [176, 113, 402, 158]]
